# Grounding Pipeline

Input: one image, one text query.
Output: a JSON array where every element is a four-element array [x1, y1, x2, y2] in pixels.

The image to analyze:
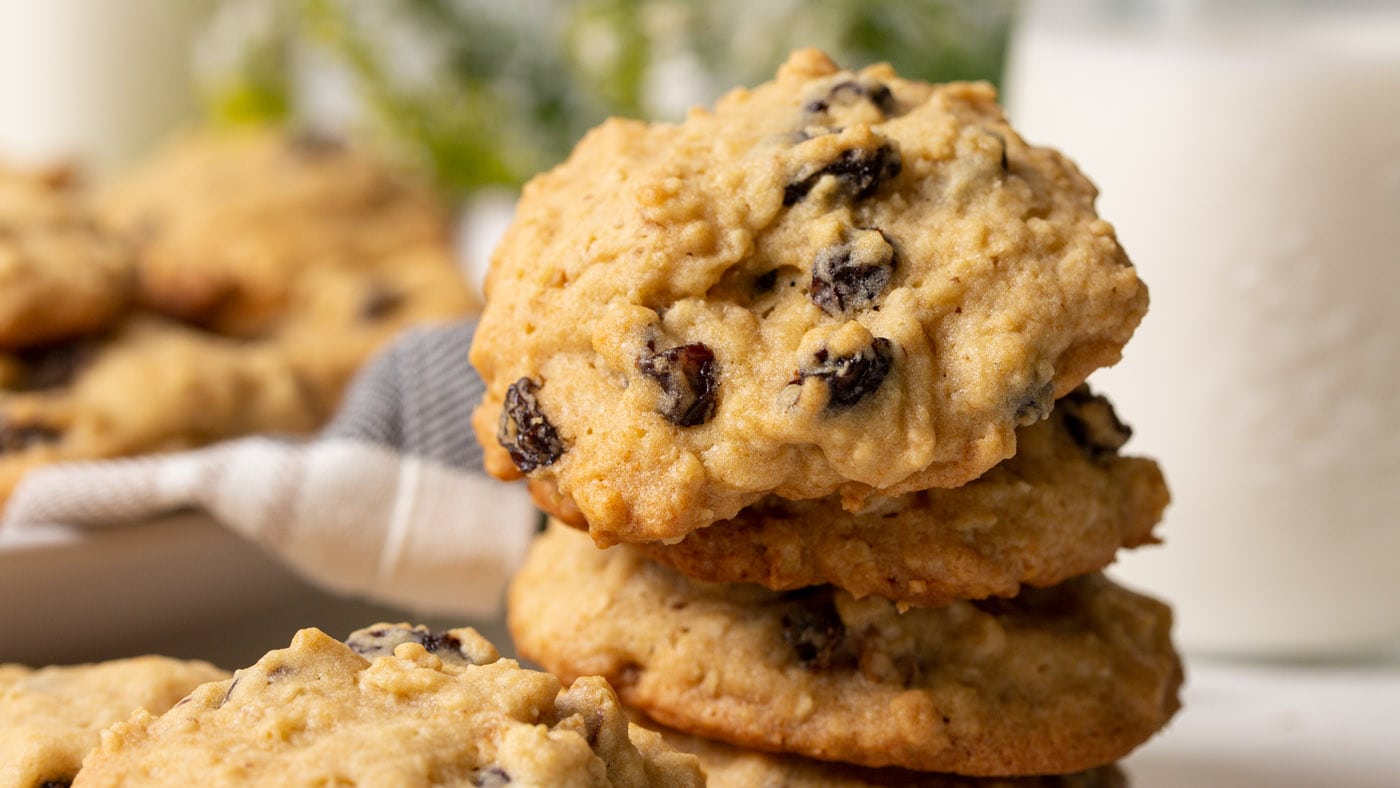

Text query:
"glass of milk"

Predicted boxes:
[[0, 0, 205, 173], [1004, 0, 1400, 658]]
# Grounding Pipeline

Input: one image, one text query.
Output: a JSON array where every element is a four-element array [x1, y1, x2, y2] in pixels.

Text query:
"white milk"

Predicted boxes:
[[0, 0, 203, 172], [1005, 2, 1400, 657]]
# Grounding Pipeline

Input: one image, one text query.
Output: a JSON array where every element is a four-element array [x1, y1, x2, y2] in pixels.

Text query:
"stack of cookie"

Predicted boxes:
[[474, 49, 1180, 784], [0, 129, 476, 504]]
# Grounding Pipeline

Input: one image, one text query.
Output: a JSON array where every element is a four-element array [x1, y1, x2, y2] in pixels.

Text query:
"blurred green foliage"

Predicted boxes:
[[201, 0, 1013, 194]]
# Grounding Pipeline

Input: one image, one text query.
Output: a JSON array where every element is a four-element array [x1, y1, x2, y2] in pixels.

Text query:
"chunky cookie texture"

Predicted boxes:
[[471, 49, 1148, 543], [73, 626, 703, 787], [535, 386, 1168, 607], [0, 166, 134, 350], [510, 525, 1182, 777], [646, 718, 1128, 788], [0, 656, 227, 788]]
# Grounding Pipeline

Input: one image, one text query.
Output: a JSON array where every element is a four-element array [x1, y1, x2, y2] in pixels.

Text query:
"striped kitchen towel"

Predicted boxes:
[[0, 322, 537, 618]]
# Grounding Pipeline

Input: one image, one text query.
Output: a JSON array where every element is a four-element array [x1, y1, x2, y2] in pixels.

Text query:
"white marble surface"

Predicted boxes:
[[1124, 658, 1400, 787]]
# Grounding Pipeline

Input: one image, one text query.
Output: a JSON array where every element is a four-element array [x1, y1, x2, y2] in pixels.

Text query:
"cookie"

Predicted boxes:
[[471, 48, 1148, 543], [0, 317, 321, 503], [99, 129, 448, 337], [0, 656, 226, 787], [538, 386, 1167, 607], [0, 165, 134, 350], [277, 244, 479, 416], [0, 254, 475, 505], [509, 524, 1181, 776], [647, 720, 1128, 788], [74, 624, 704, 787]]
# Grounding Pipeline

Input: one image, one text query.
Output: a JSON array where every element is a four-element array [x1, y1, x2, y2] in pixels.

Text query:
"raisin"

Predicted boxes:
[[498, 378, 565, 472], [803, 79, 897, 117], [796, 338, 894, 410], [0, 419, 61, 454], [637, 342, 718, 427], [753, 268, 779, 295], [215, 677, 240, 709], [417, 630, 464, 655], [1012, 381, 1054, 425], [288, 130, 345, 157], [347, 625, 477, 665], [1059, 386, 1132, 460], [810, 228, 896, 315], [14, 338, 99, 390], [985, 128, 1010, 172], [357, 284, 404, 322], [473, 766, 512, 787], [346, 627, 393, 656], [39, 781, 72, 788], [784, 145, 901, 206], [780, 591, 848, 670], [865, 82, 896, 113]]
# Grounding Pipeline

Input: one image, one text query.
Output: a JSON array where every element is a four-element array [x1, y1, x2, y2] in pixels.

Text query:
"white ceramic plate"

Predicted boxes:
[[0, 512, 510, 668]]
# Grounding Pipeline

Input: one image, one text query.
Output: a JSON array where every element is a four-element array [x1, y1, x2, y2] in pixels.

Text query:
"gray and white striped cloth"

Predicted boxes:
[[0, 322, 537, 617]]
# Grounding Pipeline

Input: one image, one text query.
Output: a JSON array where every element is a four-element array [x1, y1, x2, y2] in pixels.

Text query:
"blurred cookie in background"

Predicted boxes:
[[99, 128, 449, 337], [0, 316, 322, 503], [277, 245, 480, 418], [2, 128, 478, 506], [0, 164, 135, 350], [0, 655, 227, 787]]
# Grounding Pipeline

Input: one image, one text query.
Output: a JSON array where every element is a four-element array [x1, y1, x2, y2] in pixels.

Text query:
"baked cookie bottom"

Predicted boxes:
[[645, 715, 1129, 788]]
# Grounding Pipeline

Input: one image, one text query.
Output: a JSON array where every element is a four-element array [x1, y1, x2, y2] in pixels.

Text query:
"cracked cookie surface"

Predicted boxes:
[[74, 624, 703, 787], [471, 49, 1147, 543], [509, 525, 1181, 776]]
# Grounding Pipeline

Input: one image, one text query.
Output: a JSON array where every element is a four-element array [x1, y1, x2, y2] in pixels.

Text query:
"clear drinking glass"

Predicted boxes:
[[1005, 0, 1400, 658]]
